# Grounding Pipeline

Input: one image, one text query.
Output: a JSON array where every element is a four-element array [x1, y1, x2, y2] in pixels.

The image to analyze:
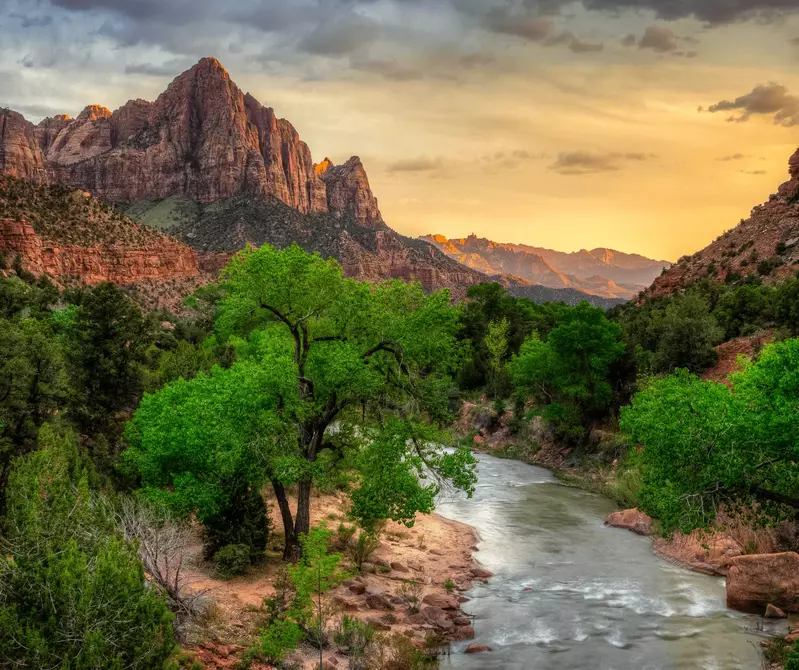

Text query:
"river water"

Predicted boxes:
[[435, 454, 777, 670]]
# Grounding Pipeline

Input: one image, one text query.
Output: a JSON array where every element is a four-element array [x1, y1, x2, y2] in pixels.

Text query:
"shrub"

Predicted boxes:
[[786, 642, 799, 670], [213, 544, 252, 579], [334, 615, 375, 660], [0, 427, 175, 668], [202, 482, 270, 561], [247, 618, 304, 665], [348, 531, 382, 572], [444, 578, 456, 594], [396, 579, 424, 613]]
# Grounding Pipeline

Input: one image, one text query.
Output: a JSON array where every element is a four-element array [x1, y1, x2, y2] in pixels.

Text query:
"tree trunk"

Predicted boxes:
[[271, 480, 298, 561], [289, 478, 313, 561]]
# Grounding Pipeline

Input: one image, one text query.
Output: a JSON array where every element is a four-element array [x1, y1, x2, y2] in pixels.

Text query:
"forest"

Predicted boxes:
[[1, 245, 799, 668]]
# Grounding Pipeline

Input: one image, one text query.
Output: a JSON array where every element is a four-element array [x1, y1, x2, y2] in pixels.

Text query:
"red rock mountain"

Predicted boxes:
[[0, 57, 622, 306], [423, 234, 668, 300], [648, 150, 799, 297], [0, 57, 381, 227]]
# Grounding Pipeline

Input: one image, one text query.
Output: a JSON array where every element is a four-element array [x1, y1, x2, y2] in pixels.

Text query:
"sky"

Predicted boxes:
[[3, 1, 799, 261]]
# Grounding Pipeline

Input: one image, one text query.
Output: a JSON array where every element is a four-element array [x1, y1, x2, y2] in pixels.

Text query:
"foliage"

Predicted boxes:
[[621, 339, 799, 532], [396, 579, 424, 613], [127, 244, 477, 560], [213, 544, 253, 579], [248, 618, 304, 666], [512, 302, 624, 441], [786, 641, 799, 670], [0, 426, 175, 668], [456, 282, 561, 389]]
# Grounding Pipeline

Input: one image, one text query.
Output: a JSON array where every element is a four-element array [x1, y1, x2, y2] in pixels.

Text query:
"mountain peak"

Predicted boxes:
[[77, 105, 112, 121]]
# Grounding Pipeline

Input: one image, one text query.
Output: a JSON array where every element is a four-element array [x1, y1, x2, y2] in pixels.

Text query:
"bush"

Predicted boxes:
[[348, 531, 382, 572], [213, 544, 252, 579], [203, 482, 270, 561], [786, 641, 799, 670], [396, 579, 424, 613], [247, 618, 304, 665], [0, 427, 175, 668], [334, 616, 375, 660]]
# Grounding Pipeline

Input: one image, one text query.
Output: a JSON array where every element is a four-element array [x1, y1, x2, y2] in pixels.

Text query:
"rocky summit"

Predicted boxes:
[[0, 57, 621, 306]]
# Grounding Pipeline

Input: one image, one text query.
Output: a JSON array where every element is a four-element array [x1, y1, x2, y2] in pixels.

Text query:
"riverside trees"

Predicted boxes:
[[126, 244, 477, 560]]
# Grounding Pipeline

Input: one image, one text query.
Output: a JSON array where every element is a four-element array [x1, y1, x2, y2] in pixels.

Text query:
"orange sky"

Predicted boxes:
[[3, 1, 799, 261]]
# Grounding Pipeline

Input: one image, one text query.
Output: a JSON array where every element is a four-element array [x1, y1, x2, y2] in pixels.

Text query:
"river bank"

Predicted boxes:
[[181, 489, 486, 669]]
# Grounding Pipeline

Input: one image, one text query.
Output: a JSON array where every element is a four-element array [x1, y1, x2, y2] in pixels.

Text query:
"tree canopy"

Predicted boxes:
[[125, 244, 477, 559]]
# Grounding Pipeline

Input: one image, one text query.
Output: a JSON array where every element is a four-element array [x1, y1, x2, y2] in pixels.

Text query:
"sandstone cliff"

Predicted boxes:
[[648, 149, 799, 296], [0, 175, 198, 285], [0, 58, 382, 225]]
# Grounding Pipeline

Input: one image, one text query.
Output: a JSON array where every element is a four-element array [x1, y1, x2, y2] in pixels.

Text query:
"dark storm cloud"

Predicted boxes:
[[573, 0, 799, 25], [549, 151, 655, 175], [706, 83, 799, 126], [483, 8, 553, 41], [638, 25, 679, 52], [298, 14, 380, 56]]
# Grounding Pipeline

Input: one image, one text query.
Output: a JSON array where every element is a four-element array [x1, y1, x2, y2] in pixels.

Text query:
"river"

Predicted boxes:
[[435, 453, 775, 670]]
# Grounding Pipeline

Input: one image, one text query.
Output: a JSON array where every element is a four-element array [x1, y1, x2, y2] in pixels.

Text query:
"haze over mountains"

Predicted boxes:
[[423, 234, 669, 300], [1, 57, 657, 307]]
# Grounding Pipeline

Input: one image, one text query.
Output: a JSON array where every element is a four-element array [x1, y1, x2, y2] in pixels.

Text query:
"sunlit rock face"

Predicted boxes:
[[0, 58, 381, 226]]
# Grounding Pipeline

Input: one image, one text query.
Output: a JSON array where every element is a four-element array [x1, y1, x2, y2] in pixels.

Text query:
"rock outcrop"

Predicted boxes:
[[604, 508, 653, 536], [648, 149, 799, 297], [1, 58, 378, 222], [726, 552, 799, 614]]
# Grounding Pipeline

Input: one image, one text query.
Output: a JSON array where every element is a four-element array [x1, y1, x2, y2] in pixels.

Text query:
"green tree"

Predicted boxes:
[[0, 426, 174, 668], [512, 302, 625, 441], [652, 293, 723, 373], [484, 317, 510, 398], [126, 245, 477, 560], [621, 339, 799, 532], [66, 282, 152, 437]]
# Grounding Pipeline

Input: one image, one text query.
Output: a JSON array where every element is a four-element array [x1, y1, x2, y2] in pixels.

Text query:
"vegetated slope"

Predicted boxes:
[[0, 174, 198, 288], [423, 233, 668, 300], [648, 149, 799, 297]]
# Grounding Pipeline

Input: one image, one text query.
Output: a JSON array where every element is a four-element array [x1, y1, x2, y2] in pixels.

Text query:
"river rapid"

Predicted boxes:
[[435, 454, 774, 670]]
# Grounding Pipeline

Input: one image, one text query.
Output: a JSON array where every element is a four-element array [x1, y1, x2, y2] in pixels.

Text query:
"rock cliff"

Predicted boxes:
[[648, 149, 799, 297], [0, 58, 382, 225]]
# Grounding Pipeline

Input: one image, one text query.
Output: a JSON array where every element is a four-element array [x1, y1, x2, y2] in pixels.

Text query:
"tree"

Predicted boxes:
[[0, 426, 174, 668], [66, 282, 152, 437], [620, 339, 799, 532], [511, 302, 625, 441], [456, 282, 561, 390], [484, 318, 510, 398], [652, 293, 723, 373], [126, 245, 477, 560]]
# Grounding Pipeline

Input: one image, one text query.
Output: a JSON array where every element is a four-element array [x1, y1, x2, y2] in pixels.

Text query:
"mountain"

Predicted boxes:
[[423, 234, 669, 300], [0, 57, 621, 306], [648, 150, 799, 297], [0, 174, 199, 302]]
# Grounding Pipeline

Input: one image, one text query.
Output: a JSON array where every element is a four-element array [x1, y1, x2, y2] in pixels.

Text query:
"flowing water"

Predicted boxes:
[[435, 454, 780, 670]]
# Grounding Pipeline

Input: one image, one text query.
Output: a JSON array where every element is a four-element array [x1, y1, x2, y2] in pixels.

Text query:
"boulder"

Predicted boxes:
[[726, 552, 799, 613], [390, 562, 409, 573], [470, 568, 493, 579], [421, 606, 454, 631], [765, 604, 787, 618], [422, 593, 460, 610], [453, 616, 472, 626], [349, 582, 366, 595], [653, 532, 743, 576], [464, 644, 493, 654], [365, 593, 392, 610], [452, 625, 475, 641], [366, 616, 392, 631], [604, 508, 653, 536]]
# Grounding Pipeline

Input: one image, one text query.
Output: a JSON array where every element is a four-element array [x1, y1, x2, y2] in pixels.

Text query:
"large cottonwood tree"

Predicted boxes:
[[126, 245, 476, 560]]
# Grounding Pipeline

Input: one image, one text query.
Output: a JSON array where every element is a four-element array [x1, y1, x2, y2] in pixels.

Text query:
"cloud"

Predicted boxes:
[[298, 14, 379, 56], [124, 58, 195, 76], [387, 156, 447, 173], [717, 153, 749, 161], [545, 31, 604, 53], [743, 169, 768, 175], [549, 151, 655, 175], [483, 9, 552, 42], [706, 82, 799, 126], [577, 0, 799, 25], [638, 26, 680, 53]]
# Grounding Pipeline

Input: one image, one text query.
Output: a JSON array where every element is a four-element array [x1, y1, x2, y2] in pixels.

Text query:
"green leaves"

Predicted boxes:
[[511, 302, 624, 441], [621, 338, 799, 532]]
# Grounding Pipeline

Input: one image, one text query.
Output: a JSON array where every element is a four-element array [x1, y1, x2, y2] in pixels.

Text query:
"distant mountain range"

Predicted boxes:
[[1, 57, 642, 308], [422, 234, 670, 300]]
